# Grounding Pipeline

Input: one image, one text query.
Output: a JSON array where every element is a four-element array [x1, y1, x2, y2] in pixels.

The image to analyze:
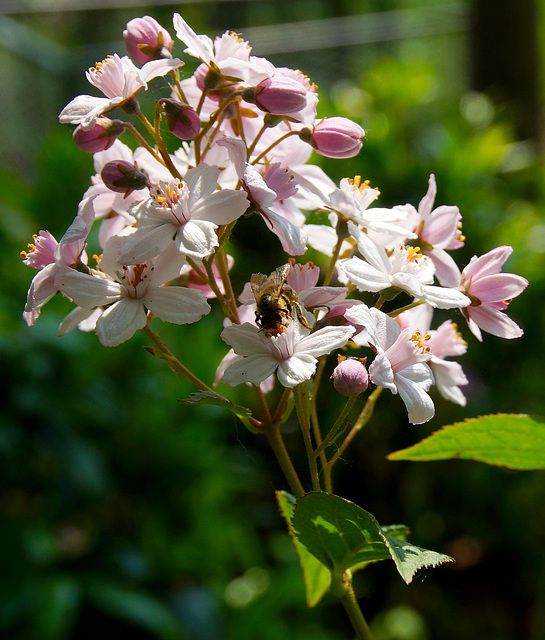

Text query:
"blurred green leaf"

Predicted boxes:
[[85, 578, 187, 640], [33, 576, 80, 640], [388, 414, 545, 469]]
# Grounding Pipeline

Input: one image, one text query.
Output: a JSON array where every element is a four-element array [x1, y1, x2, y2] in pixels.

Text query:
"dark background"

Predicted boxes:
[[1, 1, 545, 638]]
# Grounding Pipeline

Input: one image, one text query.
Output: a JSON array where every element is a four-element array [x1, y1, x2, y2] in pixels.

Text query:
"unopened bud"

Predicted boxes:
[[101, 161, 148, 195], [332, 356, 368, 396], [305, 117, 365, 159], [123, 16, 174, 64], [73, 118, 126, 153], [243, 76, 307, 116], [160, 99, 201, 140]]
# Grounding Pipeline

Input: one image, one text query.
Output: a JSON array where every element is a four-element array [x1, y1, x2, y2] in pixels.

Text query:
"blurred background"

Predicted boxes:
[[1, 0, 545, 638]]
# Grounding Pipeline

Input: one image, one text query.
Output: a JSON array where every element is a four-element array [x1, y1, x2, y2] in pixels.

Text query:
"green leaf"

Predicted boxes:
[[383, 536, 453, 585], [276, 491, 331, 607], [388, 414, 545, 469], [291, 493, 452, 585], [178, 391, 256, 432]]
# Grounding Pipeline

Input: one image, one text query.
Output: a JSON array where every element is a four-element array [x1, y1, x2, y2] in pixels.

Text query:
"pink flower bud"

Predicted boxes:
[[243, 76, 307, 115], [101, 161, 148, 195], [123, 16, 174, 64], [307, 117, 365, 159], [332, 356, 368, 396], [160, 99, 201, 140], [73, 118, 126, 153]]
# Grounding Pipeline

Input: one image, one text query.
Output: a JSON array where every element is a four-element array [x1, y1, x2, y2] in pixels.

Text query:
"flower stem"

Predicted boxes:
[[293, 384, 321, 492], [250, 130, 300, 165], [323, 233, 345, 287], [263, 420, 305, 499], [324, 388, 382, 477], [140, 324, 213, 392], [338, 573, 374, 640]]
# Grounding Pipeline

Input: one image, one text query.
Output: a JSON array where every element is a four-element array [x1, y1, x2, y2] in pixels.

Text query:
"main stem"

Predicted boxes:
[[339, 575, 374, 640]]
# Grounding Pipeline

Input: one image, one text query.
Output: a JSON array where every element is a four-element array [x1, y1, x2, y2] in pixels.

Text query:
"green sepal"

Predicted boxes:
[[388, 414, 545, 469], [179, 391, 256, 433]]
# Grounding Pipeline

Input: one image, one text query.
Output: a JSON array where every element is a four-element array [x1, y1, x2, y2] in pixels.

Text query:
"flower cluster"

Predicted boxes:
[[22, 13, 528, 426]]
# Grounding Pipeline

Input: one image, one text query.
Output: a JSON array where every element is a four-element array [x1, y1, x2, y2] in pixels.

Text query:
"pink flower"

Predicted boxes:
[[56, 235, 210, 347], [124, 16, 174, 64], [59, 53, 184, 129], [22, 198, 95, 326], [398, 304, 468, 406], [459, 245, 528, 341], [217, 138, 307, 255], [345, 305, 435, 424], [413, 174, 465, 287]]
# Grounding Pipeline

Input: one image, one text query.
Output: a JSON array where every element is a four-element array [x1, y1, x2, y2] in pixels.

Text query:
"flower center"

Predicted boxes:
[[409, 331, 431, 354]]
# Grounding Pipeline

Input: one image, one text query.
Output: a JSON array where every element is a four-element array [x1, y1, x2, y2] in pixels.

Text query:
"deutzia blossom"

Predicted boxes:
[[218, 138, 307, 255], [338, 222, 470, 309], [345, 305, 435, 424], [59, 53, 184, 129], [120, 165, 249, 263], [411, 174, 465, 287], [220, 320, 355, 388], [56, 236, 210, 347], [22, 197, 95, 326], [398, 304, 468, 406], [458, 245, 528, 341]]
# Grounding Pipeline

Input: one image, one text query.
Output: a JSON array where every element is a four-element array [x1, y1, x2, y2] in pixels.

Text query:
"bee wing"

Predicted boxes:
[[250, 264, 290, 300], [250, 272, 270, 300]]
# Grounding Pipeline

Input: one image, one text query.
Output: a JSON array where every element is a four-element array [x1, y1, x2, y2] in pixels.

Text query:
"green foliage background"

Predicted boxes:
[[1, 1, 545, 639]]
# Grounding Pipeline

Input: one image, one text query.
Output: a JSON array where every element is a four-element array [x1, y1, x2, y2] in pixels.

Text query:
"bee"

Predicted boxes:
[[251, 263, 310, 337]]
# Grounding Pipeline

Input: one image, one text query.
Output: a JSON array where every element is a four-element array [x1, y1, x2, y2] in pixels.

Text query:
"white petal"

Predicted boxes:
[[173, 13, 215, 63], [338, 256, 389, 293], [297, 325, 355, 358], [144, 287, 210, 324], [58, 95, 110, 124], [58, 306, 101, 336], [176, 220, 218, 259], [139, 58, 185, 83], [120, 224, 176, 264], [222, 354, 278, 387], [368, 351, 396, 392], [260, 208, 307, 256], [395, 373, 435, 425], [55, 267, 123, 308], [277, 353, 317, 388], [420, 284, 470, 309], [221, 323, 266, 356], [191, 189, 249, 225], [95, 297, 146, 346]]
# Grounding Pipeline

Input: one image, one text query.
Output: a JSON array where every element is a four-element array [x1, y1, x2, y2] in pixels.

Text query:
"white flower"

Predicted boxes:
[[59, 53, 184, 129], [120, 165, 249, 263], [56, 236, 210, 347], [220, 320, 355, 388], [338, 222, 470, 309], [345, 305, 435, 424]]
